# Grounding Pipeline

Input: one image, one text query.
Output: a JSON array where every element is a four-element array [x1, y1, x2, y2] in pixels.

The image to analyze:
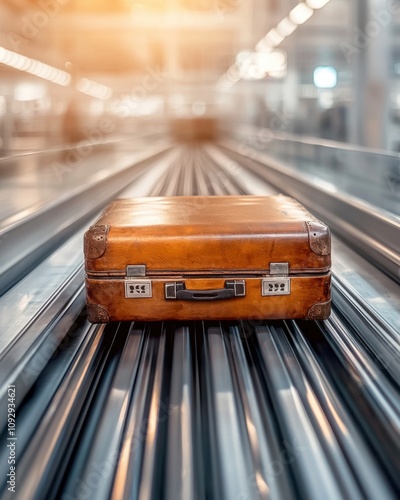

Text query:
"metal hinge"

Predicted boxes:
[[262, 262, 290, 296], [126, 265, 146, 277]]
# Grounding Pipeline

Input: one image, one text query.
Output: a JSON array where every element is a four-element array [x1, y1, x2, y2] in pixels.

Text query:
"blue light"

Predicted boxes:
[[313, 66, 337, 89]]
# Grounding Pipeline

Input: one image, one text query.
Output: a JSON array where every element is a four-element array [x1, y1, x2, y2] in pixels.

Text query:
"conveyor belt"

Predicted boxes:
[[0, 143, 399, 500], [0, 142, 174, 295]]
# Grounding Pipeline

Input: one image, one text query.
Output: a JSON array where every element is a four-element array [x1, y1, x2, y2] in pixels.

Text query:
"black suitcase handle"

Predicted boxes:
[[165, 280, 245, 301]]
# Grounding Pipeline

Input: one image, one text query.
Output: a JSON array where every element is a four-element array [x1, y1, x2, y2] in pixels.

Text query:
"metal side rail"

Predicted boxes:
[[206, 145, 400, 383], [216, 140, 400, 283], [208, 143, 400, 490], [0, 144, 399, 500], [0, 322, 117, 500], [0, 139, 161, 223], [0, 146, 178, 295], [0, 149, 178, 405], [224, 125, 400, 215]]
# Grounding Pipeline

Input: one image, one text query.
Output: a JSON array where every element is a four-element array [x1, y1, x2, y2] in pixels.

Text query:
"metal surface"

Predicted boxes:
[[217, 139, 400, 283], [126, 266, 147, 278], [125, 280, 153, 299], [0, 144, 175, 296], [270, 263, 289, 276], [0, 142, 399, 500], [226, 126, 400, 215], [262, 277, 291, 296]]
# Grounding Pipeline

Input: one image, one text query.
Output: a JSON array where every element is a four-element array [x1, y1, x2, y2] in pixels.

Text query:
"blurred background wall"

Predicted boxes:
[[0, 0, 399, 155]]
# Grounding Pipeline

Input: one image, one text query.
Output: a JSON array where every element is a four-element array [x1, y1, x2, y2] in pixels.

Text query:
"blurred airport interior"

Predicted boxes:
[[0, 2, 400, 500], [0, 0, 400, 153]]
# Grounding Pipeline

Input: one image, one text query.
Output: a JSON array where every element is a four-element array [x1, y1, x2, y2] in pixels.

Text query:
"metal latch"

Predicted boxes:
[[269, 262, 289, 276], [262, 262, 290, 296], [126, 265, 146, 277], [125, 266, 151, 298]]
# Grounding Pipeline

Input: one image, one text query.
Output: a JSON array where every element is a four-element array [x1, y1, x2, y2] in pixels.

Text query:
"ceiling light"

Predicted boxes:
[[255, 39, 272, 52], [236, 51, 252, 66], [238, 51, 287, 80], [227, 64, 242, 83], [241, 63, 267, 81], [290, 3, 314, 25], [276, 17, 297, 36], [255, 51, 287, 72], [0, 45, 71, 86], [306, 0, 331, 9], [265, 29, 285, 46], [313, 66, 337, 88], [219, 0, 328, 90], [77, 78, 113, 100], [14, 82, 46, 101]]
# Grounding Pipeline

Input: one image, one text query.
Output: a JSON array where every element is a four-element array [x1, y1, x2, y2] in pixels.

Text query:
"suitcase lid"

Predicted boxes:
[[84, 195, 331, 277]]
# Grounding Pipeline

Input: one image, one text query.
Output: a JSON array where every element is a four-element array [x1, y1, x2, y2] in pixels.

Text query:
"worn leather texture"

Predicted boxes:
[[86, 275, 331, 322], [85, 195, 331, 275], [84, 195, 332, 322]]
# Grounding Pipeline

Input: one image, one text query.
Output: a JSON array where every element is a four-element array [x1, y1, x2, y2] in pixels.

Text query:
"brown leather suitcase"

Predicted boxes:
[[84, 195, 331, 322]]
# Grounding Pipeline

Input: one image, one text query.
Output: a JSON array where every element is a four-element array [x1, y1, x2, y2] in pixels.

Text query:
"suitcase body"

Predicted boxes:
[[84, 195, 331, 322]]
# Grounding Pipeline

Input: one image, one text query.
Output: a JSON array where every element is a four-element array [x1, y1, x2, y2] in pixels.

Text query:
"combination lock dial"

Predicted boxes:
[[262, 278, 291, 296]]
